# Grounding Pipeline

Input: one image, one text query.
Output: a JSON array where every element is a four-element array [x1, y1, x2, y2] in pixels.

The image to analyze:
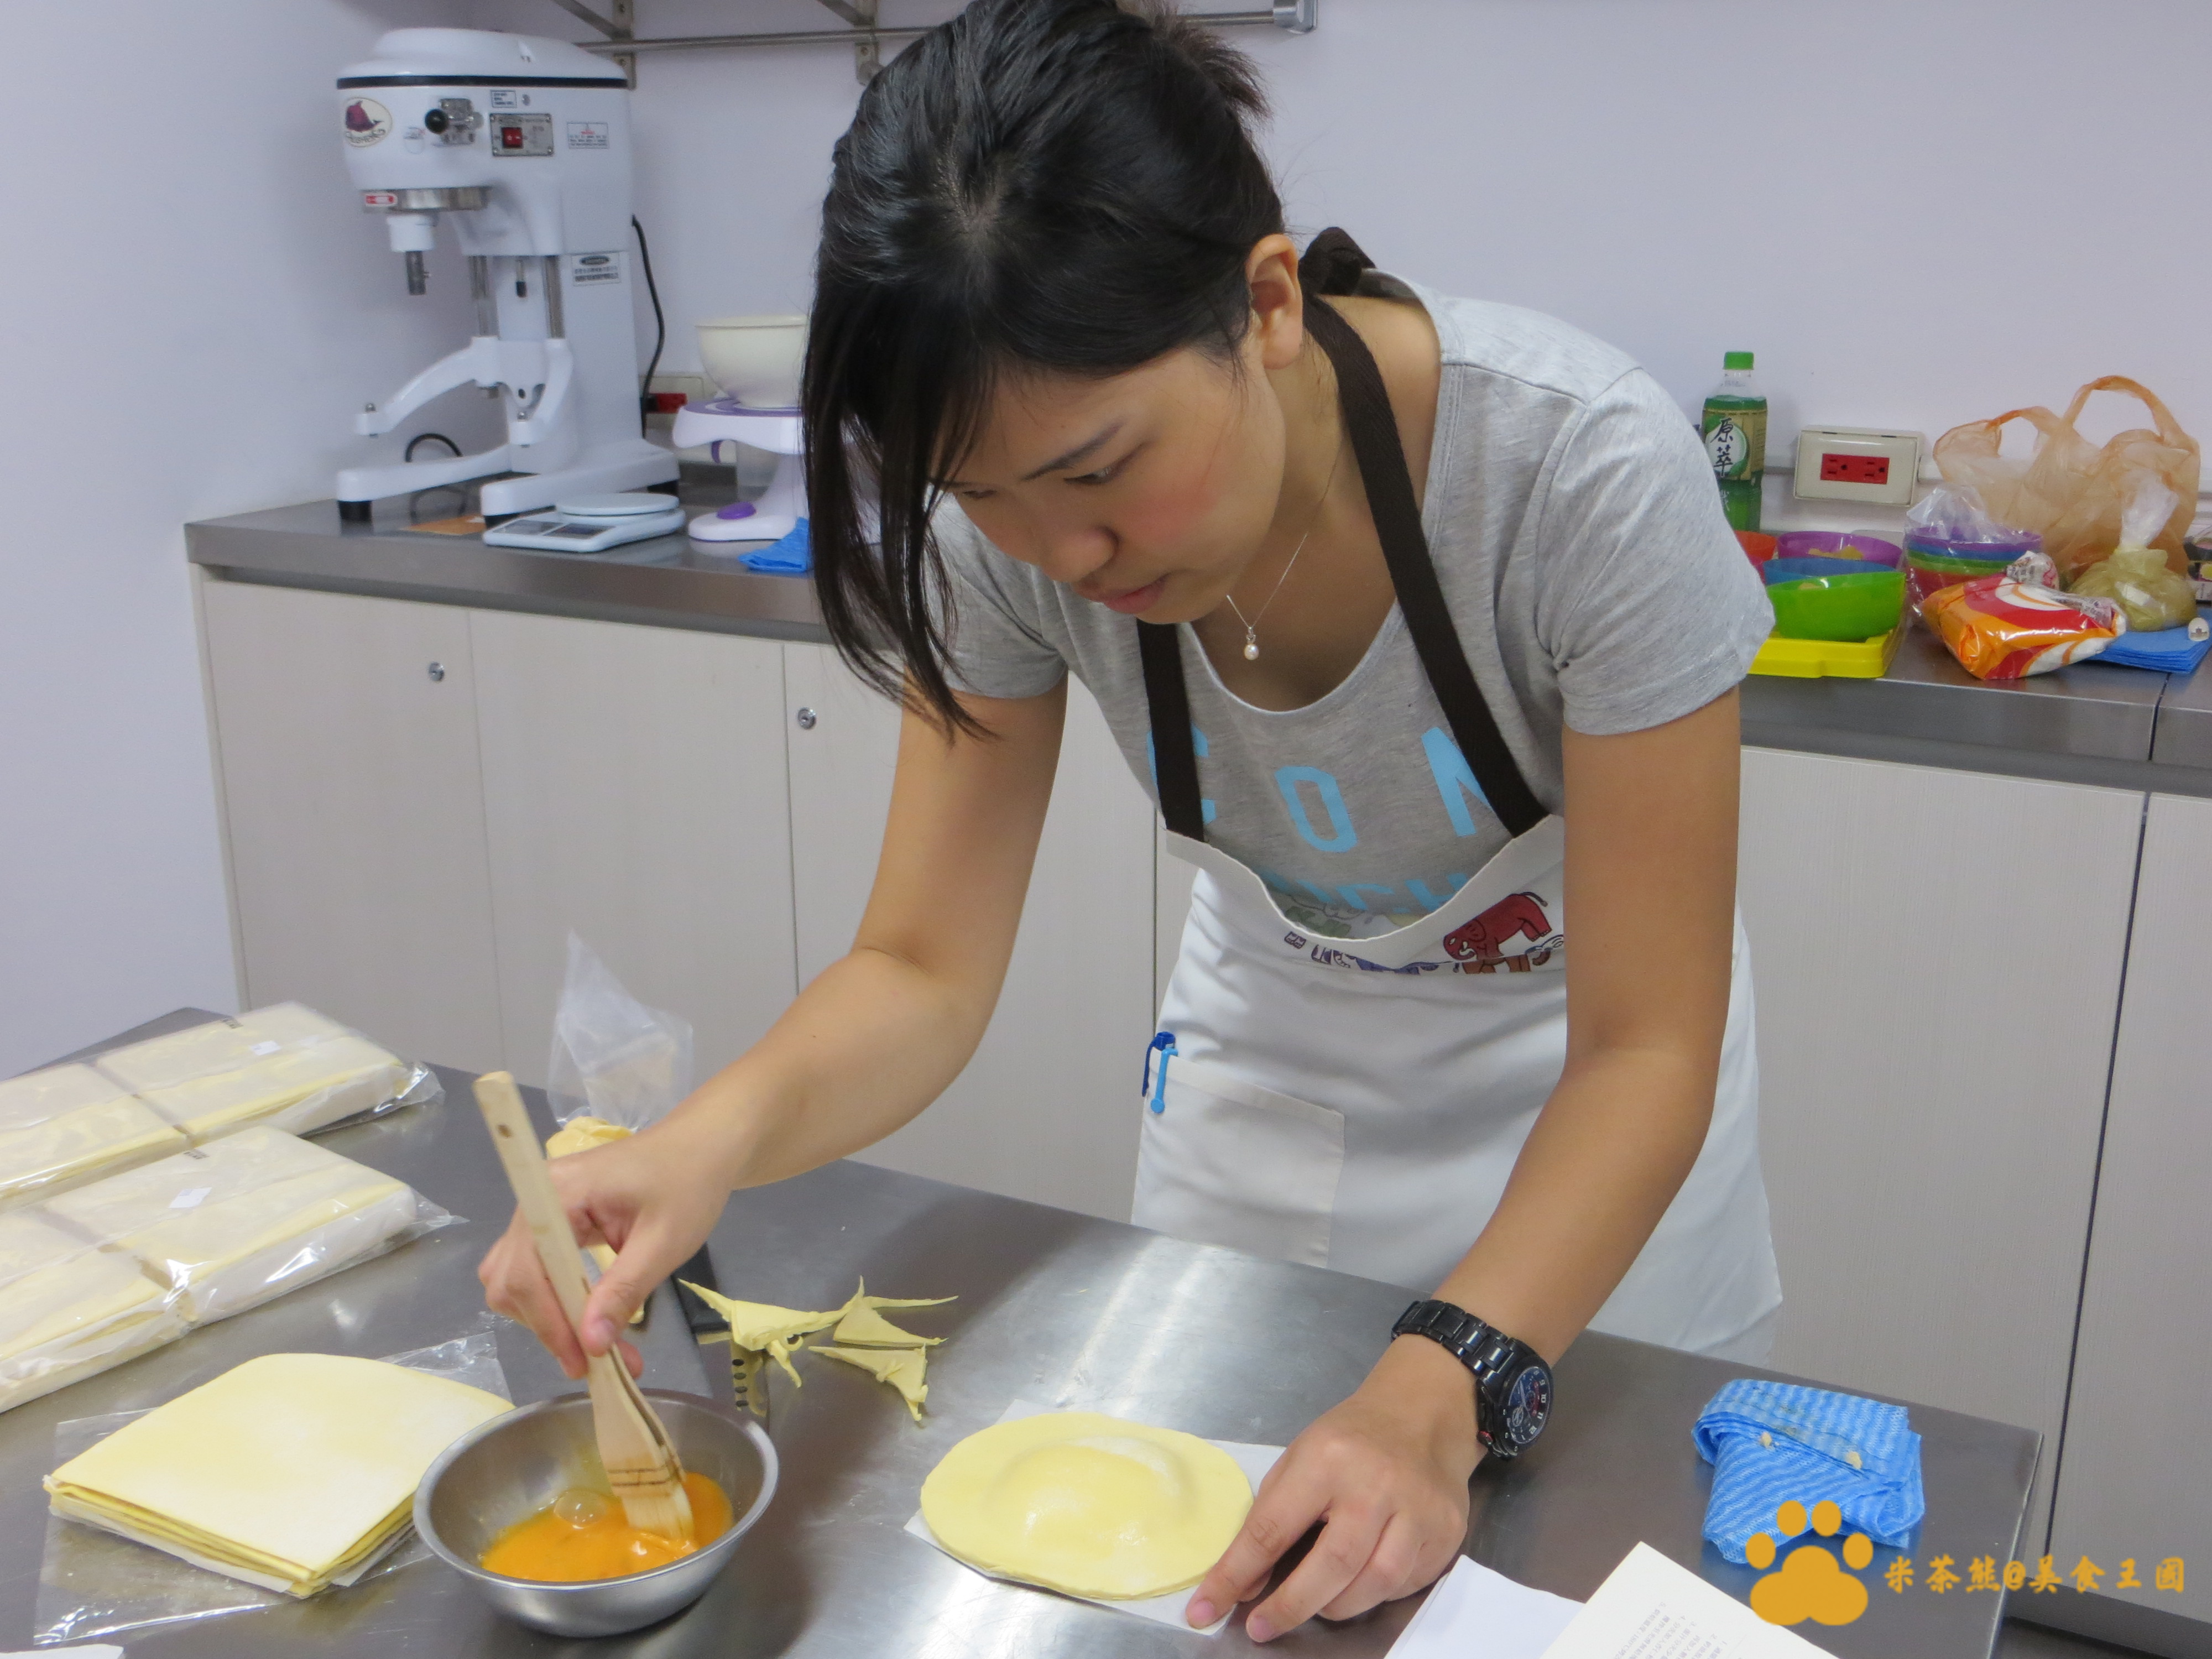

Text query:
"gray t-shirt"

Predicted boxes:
[[933, 273, 1773, 938]]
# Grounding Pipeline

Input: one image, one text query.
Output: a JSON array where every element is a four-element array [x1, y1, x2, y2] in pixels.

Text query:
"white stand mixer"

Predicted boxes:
[[333, 28, 677, 520], [674, 315, 808, 544]]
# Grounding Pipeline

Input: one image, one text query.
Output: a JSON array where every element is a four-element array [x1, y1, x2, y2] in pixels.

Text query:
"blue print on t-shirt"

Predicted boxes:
[[1421, 727, 1490, 837], [1275, 766, 1357, 852]]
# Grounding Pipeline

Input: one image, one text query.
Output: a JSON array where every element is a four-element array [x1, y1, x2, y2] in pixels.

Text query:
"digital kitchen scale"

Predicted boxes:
[[482, 492, 686, 553]]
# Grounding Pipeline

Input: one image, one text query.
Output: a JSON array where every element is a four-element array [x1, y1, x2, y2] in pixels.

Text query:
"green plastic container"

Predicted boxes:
[[1765, 568, 1907, 641]]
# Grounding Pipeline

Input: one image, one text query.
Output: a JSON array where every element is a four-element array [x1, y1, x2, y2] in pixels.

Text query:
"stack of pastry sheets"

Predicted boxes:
[[92, 1004, 413, 1141], [0, 1005, 416, 1213], [45, 1352, 509, 1596], [0, 1210, 184, 1413], [45, 1129, 419, 1324], [0, 1065, 189, 1208], [1, 1129, 429, 1413]]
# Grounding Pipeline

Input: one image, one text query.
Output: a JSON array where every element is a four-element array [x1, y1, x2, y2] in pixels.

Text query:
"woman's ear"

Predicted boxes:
[[1245, 233, 1305, 373]]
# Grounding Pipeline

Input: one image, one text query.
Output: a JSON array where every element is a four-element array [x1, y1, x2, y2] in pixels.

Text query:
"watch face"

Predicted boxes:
[[1501, 1362, 1552, 1447]]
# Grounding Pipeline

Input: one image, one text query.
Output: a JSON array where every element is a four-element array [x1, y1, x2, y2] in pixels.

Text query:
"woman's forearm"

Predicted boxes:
[[661, 940, 1004, 1192], [1431, 1042, 1718, 1363]]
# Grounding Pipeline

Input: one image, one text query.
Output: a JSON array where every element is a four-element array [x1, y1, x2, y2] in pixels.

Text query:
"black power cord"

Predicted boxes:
[[404, 431, 462, 462], [633, 213, 666, 436]]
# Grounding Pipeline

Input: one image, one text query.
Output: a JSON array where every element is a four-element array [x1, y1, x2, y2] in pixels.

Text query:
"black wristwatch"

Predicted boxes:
[[1391, 1299, 1553, 1458]]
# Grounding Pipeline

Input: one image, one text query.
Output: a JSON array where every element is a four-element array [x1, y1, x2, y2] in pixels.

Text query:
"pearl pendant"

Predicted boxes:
[[1243, 636, 1260, 661]]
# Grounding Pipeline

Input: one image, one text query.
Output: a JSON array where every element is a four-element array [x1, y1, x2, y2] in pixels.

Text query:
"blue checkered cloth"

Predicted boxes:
[[739, 518, 810, 575], [1693, 1380, 1925, 1564]]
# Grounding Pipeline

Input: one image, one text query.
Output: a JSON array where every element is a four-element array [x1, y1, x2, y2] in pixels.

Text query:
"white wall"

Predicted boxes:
[[0, 0, 503, 1074], [9, 0, 2204, 1072], [514, 0, 2209, 466]]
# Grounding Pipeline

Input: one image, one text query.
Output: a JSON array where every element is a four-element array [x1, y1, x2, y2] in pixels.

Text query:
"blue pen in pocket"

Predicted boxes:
[[1142, 1031, 1178, 1115]]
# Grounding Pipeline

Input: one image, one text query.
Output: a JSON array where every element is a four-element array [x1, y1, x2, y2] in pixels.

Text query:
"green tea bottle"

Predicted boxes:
[[1702, 351, 1766, 532]]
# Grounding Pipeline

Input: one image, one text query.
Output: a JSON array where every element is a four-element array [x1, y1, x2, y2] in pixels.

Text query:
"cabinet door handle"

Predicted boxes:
[[427, 661, 447, 682], [795, 707, 817, 730]]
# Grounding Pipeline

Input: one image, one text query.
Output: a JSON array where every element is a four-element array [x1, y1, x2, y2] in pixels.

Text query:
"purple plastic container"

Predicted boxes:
[[1773, 530, 1904, 568]]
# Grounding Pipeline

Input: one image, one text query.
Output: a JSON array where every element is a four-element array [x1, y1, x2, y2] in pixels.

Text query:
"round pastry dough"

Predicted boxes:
[[920, 1411, 1250, 1599]]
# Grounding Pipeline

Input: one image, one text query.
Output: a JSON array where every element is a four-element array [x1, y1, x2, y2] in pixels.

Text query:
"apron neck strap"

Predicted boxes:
[[1140, 230, 1546, 844]]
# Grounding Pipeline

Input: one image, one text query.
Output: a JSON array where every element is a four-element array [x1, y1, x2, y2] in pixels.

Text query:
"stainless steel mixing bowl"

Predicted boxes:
[[414, 1387, 777, 1637]]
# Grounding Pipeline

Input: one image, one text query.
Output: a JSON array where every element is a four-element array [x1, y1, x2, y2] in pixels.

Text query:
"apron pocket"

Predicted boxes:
[[1130, 1056, 1345, 1269]]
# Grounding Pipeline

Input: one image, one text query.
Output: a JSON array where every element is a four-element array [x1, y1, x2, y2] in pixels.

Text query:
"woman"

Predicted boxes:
[[482, 0, 1782, 1639]]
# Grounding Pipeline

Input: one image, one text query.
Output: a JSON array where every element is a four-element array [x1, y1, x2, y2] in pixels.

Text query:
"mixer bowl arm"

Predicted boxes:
[[356, 336, 503, 437]]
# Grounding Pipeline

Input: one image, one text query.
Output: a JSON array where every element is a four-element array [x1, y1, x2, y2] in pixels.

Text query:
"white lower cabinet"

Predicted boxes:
[[1737, 747, 2142, 1550], [782, 645, 1156, 1222], [467, 611, 798, 1088], [2048, 792, 2212, 1626], [200, 583, 1155, 1221], [200, 580, 506, 1073]]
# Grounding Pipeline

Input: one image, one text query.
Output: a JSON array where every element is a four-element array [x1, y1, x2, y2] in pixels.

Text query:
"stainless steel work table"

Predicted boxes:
[[1, 1013, 2037, 1658], [188, 486, 2212, 797]]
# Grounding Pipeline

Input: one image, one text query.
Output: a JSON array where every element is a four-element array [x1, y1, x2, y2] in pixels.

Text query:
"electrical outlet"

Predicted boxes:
[[1794, 426, 1921, 507]]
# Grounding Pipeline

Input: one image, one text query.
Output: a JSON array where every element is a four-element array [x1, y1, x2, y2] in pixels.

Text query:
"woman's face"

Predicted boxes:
[[937, 304, 1308, 625]]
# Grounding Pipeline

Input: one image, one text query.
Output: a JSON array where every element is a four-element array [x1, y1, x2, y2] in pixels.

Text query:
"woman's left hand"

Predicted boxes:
[[1188, 1336, 1483, 1641]]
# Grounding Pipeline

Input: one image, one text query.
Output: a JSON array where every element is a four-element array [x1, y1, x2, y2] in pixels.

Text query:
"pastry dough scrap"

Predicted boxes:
[[0, 1212, 179, 1414], [679, 1282, 843, 1385], [544, 1114, 632, 1159], [0, 1064, 187, 1208], [44, 1352, 509, 1596], [46, 1128, 417, 1323], [814, 1344, 929, 1422], [920, 1412, 1251, 1599], [832, 1302, 945, 1348]]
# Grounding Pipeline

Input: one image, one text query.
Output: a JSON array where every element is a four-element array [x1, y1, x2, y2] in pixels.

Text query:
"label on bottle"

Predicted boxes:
[[1702, 403, 1767, 482]]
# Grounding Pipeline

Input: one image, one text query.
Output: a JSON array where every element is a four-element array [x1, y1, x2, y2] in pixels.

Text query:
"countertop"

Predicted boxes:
[[1, 1011, 2038, 1658], [185, 482, 2212, 795]]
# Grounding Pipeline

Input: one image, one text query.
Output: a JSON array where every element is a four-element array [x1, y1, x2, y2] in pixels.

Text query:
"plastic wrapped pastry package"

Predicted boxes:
[[89, 1004, 437, 1141], [0, 1211, 185, 1416], [0, 1065, 190, 1211], [43, 1129, 442, 1326], [34, 1326, 511, 1644], [45, 1352, 510, 1598]]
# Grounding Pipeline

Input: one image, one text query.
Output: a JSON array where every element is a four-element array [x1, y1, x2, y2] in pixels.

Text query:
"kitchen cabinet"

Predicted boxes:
[[1736, 747, 2142, 1548], [783, 645, 1157, 1222], [200, 580, 505, 1073], [469, 610, 796, 1087], [200, 584, 1157, 1221], [2048, 791, 2211, 1626]]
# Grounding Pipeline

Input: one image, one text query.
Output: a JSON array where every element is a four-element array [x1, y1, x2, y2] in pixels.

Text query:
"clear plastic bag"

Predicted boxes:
[[2, 1003, 443, 1215], [1, 1128, 460, 1415], [2069, 481, 2201, 631], [32, 1322, 509, 1645], [546, 933, 693, 1134]]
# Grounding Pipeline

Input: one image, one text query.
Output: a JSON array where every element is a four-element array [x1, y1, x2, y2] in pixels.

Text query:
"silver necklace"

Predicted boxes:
[[1224, 431, 1346, 661]]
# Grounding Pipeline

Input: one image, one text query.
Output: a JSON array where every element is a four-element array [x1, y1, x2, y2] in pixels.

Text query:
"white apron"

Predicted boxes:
[[1124, 228, 1781, 1356]]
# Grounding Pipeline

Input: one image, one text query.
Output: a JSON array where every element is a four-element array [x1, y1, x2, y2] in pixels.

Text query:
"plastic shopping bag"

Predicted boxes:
[[1933, 375, 2198, 583]]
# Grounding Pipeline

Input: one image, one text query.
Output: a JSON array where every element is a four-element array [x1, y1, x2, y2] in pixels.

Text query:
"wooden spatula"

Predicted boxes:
[[472, 1071, 694, 1541]]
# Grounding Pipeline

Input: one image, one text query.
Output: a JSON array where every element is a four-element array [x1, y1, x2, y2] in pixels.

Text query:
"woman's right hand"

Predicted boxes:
[[477, 1113, 740, 1379]]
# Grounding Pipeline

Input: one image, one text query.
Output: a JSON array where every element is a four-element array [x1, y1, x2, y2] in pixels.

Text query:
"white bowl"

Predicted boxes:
[[696, 315, 807, 409]]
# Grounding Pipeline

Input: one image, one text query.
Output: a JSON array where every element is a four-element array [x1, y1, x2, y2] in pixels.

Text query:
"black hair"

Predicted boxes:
[[802, 0, 1284, 733]]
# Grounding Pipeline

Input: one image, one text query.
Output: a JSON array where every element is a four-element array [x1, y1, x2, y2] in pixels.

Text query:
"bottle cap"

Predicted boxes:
[[1723, 351, 1755, 371]]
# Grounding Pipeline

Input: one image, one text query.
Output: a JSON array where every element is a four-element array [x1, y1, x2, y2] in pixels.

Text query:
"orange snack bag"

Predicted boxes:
[[1925, 576, 2124, 680]]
